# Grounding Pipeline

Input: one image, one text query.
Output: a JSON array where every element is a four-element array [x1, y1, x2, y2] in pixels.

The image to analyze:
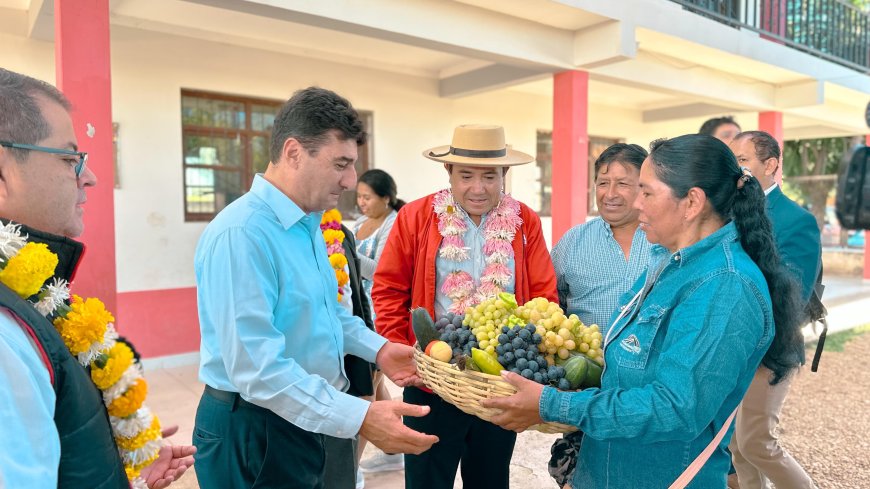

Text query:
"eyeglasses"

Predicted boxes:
[[0, 140, 88, 178]]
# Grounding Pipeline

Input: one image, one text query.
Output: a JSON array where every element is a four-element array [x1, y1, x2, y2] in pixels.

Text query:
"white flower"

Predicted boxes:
[[123, 439, 163, 466], [439, 245, 469, 262], [0, 222, 27, 262], [33, 278, 70, 316], [111, 407, 154, 439], [130, 477, 148, 489]]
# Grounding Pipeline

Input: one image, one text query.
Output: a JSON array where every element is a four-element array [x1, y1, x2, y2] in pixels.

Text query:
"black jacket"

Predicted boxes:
[[341, 224, 376, 397], [0, 221, 127, 488]]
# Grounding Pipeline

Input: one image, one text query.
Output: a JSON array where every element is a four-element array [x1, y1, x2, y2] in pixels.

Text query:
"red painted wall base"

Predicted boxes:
[[115, 287, 199, 358]]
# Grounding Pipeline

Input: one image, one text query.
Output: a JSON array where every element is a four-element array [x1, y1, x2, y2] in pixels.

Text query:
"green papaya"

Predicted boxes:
[[411, 307, 439, 348]]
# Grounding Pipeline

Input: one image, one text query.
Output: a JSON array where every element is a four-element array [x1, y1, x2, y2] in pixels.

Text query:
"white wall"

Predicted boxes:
[[1, 26, 763, 292]]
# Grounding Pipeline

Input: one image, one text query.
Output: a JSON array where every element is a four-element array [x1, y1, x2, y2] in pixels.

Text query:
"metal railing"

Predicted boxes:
[[670, 0, 870, 73]]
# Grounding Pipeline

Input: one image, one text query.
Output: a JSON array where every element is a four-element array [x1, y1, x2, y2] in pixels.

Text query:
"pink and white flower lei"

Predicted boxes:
[[433, 189, 522, 314]]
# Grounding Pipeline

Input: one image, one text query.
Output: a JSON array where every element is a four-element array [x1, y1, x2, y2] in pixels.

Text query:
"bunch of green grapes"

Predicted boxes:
[[461, 294, 519, 357], [516, 297, 610, 366], [515, 298, 569, 363], [572, 323, 604, 366]]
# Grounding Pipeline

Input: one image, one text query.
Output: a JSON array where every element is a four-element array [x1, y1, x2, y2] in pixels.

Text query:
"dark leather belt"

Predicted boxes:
[[204, 385, 258, 410]]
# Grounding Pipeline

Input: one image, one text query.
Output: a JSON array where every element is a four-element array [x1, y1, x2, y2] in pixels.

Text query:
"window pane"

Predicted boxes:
[[251, 136, 271, 174], [182, 95, 245, 129], [184, 134, 242, 167], [185, 168, 215, 214], [251, 104, 278, 131], [185, 168, 243, 214]]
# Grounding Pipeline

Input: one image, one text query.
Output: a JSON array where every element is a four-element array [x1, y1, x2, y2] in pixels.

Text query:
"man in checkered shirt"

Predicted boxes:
[[548, 142, 653, 488]]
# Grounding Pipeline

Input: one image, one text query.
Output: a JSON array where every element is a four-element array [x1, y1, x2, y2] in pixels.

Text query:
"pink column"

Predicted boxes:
[[760, 0, 787, 42], [759, 111, 784, 185], [55, 0, 118, 313], [864, 135, 870, 281], [551, 70, 589, 244]]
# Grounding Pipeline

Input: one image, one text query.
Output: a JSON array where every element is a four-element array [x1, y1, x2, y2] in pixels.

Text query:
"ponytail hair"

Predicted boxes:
[[649, 135, 804, 384], [731, 169, 804, 384]]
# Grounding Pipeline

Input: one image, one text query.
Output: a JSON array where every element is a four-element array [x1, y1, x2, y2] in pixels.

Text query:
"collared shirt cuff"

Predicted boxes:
[[333, 393, 372, 439], [540, 386, 581, 426], [359, 330, 388, 364]]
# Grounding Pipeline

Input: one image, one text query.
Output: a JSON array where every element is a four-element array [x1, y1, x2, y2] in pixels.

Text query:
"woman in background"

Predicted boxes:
[[352, 169, 406, 484]]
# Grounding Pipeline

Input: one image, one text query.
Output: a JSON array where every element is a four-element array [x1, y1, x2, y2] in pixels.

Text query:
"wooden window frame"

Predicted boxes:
[[181, 89, 283, 222]]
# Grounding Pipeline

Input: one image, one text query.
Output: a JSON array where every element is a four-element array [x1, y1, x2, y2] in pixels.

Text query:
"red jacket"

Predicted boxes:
[[372, 193, 558, 346]]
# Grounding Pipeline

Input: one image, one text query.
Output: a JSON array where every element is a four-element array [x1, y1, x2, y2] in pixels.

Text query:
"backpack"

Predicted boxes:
[[806, 265, 827, 372], [835, 145, 870, 230]]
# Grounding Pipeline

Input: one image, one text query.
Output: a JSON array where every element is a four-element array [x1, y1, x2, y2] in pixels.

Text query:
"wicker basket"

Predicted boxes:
[[414, 348, 577, 434]]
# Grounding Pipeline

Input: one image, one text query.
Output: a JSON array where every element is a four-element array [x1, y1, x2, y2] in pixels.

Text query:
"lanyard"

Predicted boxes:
[[604, 288, 643, 347]]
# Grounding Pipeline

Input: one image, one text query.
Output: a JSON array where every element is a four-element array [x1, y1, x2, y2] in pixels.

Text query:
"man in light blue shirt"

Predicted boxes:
[[193, 87, 438, 489], [552, 143, 651, 329]]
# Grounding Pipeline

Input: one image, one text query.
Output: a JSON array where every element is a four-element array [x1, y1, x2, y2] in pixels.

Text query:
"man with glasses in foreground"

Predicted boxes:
[[0, 140, 88, 175], [0, 67, 195, 488]]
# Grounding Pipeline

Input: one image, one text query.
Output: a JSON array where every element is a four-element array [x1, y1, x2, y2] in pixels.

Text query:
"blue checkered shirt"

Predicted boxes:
[[551, 218, 652, 329]]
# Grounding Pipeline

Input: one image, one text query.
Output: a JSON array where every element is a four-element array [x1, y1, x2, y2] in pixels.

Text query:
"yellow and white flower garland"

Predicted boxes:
[[0, 222, 161, 488], [320, 209, 351, 303]]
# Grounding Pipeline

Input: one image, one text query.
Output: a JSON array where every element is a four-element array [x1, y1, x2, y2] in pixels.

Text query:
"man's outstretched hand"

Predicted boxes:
[[376, 342, 424, 387], [360, 400, 439, 455], [141, 444, 196, 489]]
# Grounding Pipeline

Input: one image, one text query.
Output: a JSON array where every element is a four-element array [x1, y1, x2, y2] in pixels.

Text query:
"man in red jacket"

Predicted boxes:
[[373, 124, 558, 489]]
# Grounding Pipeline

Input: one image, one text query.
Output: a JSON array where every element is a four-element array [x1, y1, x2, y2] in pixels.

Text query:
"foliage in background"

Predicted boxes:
[[782, 137, 860, 233]]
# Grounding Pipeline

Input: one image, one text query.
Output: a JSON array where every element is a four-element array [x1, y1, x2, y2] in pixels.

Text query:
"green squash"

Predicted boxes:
[[411, 307, 439, 348], [563, 355, 588, 389]]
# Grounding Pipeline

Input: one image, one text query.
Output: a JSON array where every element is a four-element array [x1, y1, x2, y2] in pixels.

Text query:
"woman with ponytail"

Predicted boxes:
[[483, 134, 802, 489], [728, 130, 819, 489]]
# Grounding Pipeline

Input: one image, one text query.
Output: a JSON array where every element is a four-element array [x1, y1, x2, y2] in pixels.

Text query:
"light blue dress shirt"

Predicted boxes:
[[0, 310, 60, 487], [434, 208, 515, 319], [551, 218, 651, 328], [195, 175, 387, 438]]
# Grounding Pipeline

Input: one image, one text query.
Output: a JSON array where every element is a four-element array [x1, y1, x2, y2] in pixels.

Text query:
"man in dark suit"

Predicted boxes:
[[727, 131, 821, 489]]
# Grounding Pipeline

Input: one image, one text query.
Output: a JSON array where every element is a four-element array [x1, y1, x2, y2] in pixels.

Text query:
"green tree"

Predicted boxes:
[[782, 137, 854, 234]]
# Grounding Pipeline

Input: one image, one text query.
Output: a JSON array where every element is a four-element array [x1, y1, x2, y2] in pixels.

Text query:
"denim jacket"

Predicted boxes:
[[540, 222, 773, 489]]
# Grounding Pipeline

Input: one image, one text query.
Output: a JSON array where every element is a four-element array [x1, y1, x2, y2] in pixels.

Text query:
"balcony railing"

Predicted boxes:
[[670, 0, 870, 73]]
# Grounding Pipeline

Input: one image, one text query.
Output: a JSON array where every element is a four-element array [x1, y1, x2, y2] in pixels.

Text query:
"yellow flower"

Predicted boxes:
[[116, 415, 161, 451], [108, 378, 148, 418], [322, 229, 345, 245], [321, 209, 342, 224], [0, 242, 58, 298], [329, 253, 348, 270], [335, 269, 349, 288], [91, 342, 134, 390], [53, 295, 114, 355]]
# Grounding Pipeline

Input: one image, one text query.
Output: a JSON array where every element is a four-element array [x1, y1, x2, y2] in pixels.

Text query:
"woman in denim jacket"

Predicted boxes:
[[484, 134, 804, 488]]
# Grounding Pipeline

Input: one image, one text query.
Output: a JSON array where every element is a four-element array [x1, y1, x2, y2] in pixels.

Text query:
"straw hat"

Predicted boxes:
[[422, 124, 534, 167]]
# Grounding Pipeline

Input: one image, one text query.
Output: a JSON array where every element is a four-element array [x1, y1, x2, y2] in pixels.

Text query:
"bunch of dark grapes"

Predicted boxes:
[[496, 323, 569, 389], [434, 313, 476, 357]]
